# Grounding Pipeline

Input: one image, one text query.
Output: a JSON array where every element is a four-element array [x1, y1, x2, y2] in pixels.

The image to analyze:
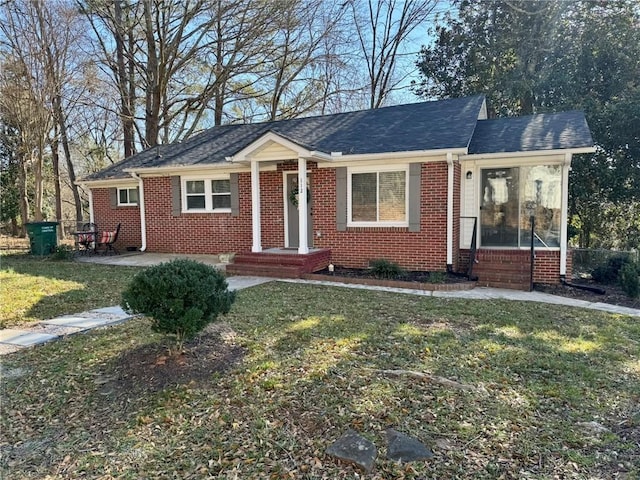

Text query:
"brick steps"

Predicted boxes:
[[473, 251, 532, 291], [226, 248, 331, 279]]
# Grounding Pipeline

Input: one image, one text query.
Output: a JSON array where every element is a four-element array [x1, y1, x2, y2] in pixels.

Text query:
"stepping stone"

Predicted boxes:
[[43, 315, 125, 330], [0, 329, 58, 346], [91, 306, 129, 316], [386, 429, 433, 463], [326, 429, 377, 473]]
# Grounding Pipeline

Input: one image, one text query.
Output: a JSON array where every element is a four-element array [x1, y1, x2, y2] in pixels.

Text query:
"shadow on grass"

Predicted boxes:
[[0, 253, 143, 327], [2, 282, 638, 478]]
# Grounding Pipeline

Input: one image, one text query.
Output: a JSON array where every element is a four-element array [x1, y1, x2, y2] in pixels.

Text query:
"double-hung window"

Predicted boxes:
[[183, 177, 231, 212], [118, 187, 139, 206], [348, 166, 408, 226]]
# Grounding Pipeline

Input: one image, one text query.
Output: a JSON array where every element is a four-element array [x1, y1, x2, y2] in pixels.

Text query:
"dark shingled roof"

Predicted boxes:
[[82, 96, 593, 182], [468, 111, 593, 154], [83, 95, 485, 181]]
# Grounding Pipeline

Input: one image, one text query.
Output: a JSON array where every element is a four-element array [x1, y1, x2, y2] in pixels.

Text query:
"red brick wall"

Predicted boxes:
[[312, 162, 450, 271], [458, 248, 572, 285], [142, 176, 253, 254], [91, 160, 456, 271], [92, 188, 142, 251]]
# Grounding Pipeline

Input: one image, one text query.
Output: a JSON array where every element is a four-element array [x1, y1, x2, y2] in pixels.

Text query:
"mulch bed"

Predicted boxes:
[[97, 323, 245, 397], [308, 267, 475, 291], [535, 280, 640, 309]]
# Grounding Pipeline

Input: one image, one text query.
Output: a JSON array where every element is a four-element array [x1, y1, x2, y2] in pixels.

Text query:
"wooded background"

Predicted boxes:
[[1, 0, 638, 250]]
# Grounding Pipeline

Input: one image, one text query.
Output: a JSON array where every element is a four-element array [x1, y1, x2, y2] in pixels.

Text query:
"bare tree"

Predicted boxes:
[[0, 6, 52, 223], [350, 0, 438, 108], [259, 0, 350, 121]]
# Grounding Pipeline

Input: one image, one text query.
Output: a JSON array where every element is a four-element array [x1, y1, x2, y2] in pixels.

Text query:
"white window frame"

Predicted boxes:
[[117, 187, 139, 206], [477, 163, 563, 250], [182, 175, 232, 213], [347, 164, 409, 227]]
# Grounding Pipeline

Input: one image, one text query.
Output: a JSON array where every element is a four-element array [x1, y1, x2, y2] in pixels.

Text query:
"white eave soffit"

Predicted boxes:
[[459, 146, 596, 161]]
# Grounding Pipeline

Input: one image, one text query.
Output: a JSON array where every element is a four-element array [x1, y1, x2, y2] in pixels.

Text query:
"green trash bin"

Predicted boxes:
[[25, 222, 59, 255]]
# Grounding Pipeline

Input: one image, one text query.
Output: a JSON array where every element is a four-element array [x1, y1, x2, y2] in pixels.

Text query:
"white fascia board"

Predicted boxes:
[[460, 146, 595, 161], [76, 179, 139, 188], [321, 148, 467, 163], [318, 148, 467, 168], [318, 151, 462, 168]]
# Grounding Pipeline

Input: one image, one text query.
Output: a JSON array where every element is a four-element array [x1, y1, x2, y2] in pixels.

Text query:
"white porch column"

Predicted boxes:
[[251, 160, 262, 252], [560, 153, 571, 276], [446, 152, 454, 266], [297, 157, 309, 254]]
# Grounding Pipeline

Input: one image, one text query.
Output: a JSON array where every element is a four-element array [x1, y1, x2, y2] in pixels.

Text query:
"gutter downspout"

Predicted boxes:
[[88, 187, 94, 225], [446, 152, 454, 270], [130, 172, 147, 251]]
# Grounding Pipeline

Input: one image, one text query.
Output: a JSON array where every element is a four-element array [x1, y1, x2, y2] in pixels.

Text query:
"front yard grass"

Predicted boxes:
[[1, 279, 639, 479], [0, 253, 143, 328]]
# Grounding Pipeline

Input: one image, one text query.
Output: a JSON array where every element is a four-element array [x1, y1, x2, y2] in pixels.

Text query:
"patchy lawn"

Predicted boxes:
[[0, 254, 143, 328], [1, 282, 639, 479]]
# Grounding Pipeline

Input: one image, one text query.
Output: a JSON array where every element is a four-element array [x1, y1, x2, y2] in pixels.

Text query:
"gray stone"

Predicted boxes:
[[326, 429, 377, 473], [386, 429, 433, 463], [0, 329, 58, 346]]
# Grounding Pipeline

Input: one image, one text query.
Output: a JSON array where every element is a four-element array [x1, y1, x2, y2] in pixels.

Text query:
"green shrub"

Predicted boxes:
[[591, 256, 633, 285], [428, 271, 447, 284], [619, 262, 640, 298], [121, 259, 235, 348], [51, 244, 74, 261], [369, 258, 404, 279]]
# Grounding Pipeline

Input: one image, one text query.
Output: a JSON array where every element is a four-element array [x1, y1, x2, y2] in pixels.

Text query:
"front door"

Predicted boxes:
[[285, 173, 313, 248], [480, 167, 519, 247]]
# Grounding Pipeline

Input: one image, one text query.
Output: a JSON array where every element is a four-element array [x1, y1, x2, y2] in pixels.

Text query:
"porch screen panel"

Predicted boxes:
[[379, 171, 406, 221], [351, 172, 376, 221]]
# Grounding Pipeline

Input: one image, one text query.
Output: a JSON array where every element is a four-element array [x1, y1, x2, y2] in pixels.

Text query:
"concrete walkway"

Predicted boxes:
[[2, 252, 638, 356], [0, 276, 272, 356]]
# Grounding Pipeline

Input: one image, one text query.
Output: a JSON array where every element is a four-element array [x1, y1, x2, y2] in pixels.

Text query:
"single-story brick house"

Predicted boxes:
[[79, 95, 594, 289]]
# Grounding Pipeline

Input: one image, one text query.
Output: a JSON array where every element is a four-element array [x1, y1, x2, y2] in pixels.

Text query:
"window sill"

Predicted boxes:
[[182, 208, 232, 214]]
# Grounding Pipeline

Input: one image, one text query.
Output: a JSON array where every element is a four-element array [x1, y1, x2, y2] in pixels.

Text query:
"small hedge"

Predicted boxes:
[[591, 256, 633, 285], [369, 258, 404, 279], [121, 259, 235, 346], [619, 262, 640, 299]]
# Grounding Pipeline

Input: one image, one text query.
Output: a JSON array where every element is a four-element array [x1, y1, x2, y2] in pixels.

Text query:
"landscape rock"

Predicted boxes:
[[326, 429, 377, 473], [386, 428, 434, 462]]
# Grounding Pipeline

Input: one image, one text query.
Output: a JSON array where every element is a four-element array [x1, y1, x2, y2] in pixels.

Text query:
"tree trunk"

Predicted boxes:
[[18, 151, 29, 237], [143, 0, 160, 147], [114, 0, 135, 158], [50, 127, 64, 238]]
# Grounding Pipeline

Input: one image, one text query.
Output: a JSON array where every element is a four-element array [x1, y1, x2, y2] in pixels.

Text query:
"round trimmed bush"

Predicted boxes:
[[121, 259, 235, 344]]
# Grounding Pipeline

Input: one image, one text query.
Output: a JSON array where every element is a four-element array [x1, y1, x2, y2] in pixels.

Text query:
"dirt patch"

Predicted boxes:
[[98, 322, 245, 396], [535, 281, 640, 309]]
